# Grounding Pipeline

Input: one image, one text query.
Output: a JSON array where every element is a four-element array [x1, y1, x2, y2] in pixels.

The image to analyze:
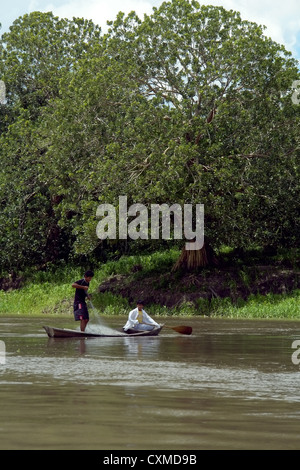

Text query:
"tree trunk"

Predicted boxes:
[[172, 242, 217, 272]]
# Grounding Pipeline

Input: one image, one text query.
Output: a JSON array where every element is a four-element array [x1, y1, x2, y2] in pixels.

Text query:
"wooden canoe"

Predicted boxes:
[[43, 325, 163, 338]]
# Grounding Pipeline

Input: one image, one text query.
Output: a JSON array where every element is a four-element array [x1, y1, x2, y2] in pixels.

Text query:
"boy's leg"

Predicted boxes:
[[80, 319, 89, 332]]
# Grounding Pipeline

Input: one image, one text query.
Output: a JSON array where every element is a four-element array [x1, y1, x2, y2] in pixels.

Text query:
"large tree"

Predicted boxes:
[[1, 2, 299, 272], [94, 0, 300, 267], [42, 0, 300, 268]]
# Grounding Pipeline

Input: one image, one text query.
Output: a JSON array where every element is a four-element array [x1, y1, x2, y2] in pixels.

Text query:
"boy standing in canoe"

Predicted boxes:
[[72, 270, 94, 331]]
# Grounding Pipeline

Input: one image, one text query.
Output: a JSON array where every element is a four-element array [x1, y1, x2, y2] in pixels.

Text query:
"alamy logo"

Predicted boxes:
[[96, 196, 204, 250], [291, 80, 300, 105], [291, 340, 300, 365], [0, 80, 6, 105], [0, 340, 5, 365]]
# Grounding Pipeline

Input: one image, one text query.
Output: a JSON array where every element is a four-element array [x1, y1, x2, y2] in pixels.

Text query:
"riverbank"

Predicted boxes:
[[0, 248, 299, 319]]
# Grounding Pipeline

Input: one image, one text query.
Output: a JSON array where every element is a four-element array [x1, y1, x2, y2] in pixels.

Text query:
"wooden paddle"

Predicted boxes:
[[144, 322, 192, 335], [164, 325, 192, 335]]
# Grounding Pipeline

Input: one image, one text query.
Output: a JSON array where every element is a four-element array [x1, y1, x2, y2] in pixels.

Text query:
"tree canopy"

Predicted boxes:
[[0, 0, 299, 272]]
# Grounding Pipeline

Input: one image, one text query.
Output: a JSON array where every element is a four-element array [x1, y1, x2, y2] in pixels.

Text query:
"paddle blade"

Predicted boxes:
[[171, 325, 192, 335]]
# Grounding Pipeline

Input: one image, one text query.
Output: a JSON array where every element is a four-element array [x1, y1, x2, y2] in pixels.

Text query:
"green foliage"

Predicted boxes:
[[0, 281, 72, 316], [0, 1, 299, 273], [0, 12, 102, 270], [0, 12, 101, 115], [43, 0, 299, 256], [90, 292, 130, 316], [0, 253, 298, 318], [97, 248, 180, 280], [213, 291, 300, 319]]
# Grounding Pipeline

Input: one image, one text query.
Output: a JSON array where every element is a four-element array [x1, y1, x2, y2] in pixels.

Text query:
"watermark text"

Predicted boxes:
[[96, 196, 204, 250], [0, 340, 5, 365], [291, 80, 300, 105], [0, 80, 6, 105], [291, 340, 300, 365]]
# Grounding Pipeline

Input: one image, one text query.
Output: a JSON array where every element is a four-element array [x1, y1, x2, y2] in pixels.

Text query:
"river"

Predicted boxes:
[[0, 316, 300, 450]]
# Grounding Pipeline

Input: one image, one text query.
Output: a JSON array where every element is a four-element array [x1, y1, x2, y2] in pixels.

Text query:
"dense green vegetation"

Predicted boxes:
[[0, 1, 299, 318], [0, 249, 298, 319], [1, 282, 299, 319]]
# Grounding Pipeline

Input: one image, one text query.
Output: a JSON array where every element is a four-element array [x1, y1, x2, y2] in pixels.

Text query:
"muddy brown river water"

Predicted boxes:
[[0, 316, 300, 450]]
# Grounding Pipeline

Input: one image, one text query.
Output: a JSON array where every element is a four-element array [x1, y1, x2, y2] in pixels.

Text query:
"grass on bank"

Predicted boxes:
[[0, 249, 180, 316], [0, 285, 299, 319], [0, 248, 299, 319]]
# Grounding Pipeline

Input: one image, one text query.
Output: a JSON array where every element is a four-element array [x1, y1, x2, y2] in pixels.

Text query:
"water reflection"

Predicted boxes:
[[46, 335, 163, 358], [123, 336, 161, 358]]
